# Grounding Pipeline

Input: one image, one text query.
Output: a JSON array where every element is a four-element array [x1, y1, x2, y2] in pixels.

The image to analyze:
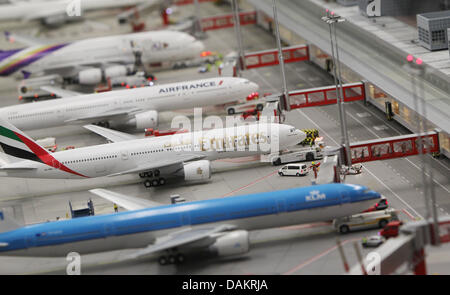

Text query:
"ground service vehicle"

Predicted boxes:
[[362, 235, 385, 248], [269, 144, 323, 166], [278, 163, 309, 176], [334, 208, 398, 234], [379, 220, 403, 239]]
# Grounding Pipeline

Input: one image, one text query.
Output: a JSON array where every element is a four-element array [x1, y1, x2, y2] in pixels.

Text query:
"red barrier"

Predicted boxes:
[[288, 82, 365, 109], [201, 11, 257, 31], [244, 45, 309, 69], [349, 131, 440, 164]]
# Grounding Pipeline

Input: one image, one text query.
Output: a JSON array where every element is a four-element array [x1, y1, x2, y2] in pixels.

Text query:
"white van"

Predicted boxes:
[[278, 163, 309, 176]]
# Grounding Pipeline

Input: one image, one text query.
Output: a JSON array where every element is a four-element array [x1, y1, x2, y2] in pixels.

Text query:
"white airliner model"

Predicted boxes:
[[0, 118, 305, 186], [0, 184, 381, 264], [0, 0, 165, 26], [0, 30, 204, 84], [0, 77, 258, 130]]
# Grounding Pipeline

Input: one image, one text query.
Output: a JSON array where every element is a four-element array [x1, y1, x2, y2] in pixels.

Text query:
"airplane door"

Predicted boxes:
[[121, 150, 129, 161], [277, 199, 285, 214]]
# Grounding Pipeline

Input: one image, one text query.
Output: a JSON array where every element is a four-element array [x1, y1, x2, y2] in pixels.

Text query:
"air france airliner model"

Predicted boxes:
[[0, 30, 204, 84], [0, 118, 305, 186], [0, 77, 258, 131], [0, 184, 381, 264]]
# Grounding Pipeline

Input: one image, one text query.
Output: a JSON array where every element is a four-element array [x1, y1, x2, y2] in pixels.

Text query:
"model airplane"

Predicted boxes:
[[0, 184, 381, 264], [0, 117, 305, 185], [0, 0, 165, 26], [0, 30, 204, 85], [0, 77, 258, 130]]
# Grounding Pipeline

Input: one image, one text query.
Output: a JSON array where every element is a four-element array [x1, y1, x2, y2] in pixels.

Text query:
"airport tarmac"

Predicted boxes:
[[0, 1, 448, 275]]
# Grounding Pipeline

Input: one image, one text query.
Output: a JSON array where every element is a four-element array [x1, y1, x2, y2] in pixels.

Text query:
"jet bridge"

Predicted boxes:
[[200, 11, 257, 31], [243, 44, 309, 69]]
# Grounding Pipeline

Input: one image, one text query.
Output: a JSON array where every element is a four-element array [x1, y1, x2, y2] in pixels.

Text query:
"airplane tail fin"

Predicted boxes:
[[0, 210, 22, 233], [0, 117, 50, 164]]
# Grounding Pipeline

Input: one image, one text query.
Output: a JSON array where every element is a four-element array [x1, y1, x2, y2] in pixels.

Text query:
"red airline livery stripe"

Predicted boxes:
[[14, 132, 88, 178]]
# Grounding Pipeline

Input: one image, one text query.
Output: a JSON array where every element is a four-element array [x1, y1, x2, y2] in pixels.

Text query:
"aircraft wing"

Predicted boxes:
[[117, 0, 162, 23], [22, 6, 67, 23], [4, 31, 47, 47], [40, 86, 82, 98], [83, 124, 139, 143], [65, 108, 141, 124], [127, 224, 237, 259], [89, 188, 161, 210], [106, 153, 206, 177]]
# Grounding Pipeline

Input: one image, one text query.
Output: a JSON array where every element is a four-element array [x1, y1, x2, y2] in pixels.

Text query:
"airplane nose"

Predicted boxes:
[[192, 40, 205, 55], [248, 81, 259, 92]]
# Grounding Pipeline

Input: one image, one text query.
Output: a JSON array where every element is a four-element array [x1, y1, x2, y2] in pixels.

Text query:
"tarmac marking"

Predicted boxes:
[[220, 169, 278, 198], [346, 112, 449, 195], [282, 238, 360, 275], [281, 222, 332, 230], [359, 104, 450, 172], [402, 209, 416, 221], [296, 109, 424, 219]]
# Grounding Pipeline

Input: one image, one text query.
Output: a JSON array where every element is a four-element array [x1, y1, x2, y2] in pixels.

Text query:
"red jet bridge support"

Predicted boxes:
[[243, 44, 309, 69], [348, 131, 440, 164], [175, 0, 217, 5], [201, 11, 257, 31], [288, 82, 365, 109]]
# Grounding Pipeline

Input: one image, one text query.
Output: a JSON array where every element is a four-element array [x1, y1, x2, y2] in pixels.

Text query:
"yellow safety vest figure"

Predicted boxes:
[[114, 203, 118, 213]]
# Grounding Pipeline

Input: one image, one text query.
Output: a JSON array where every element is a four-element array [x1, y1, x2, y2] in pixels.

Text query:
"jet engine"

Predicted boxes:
[[183, 160, 211, 181], [208, 230, 250, 256], [104, 65, 130, 79], [77, 68, 102, 85], [134, 110, 158, 129]]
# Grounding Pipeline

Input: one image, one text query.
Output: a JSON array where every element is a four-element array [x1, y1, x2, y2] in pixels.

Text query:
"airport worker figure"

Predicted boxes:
[[114, 203, 118, 213]]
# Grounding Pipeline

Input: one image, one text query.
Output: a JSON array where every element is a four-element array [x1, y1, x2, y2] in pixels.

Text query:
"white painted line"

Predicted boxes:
[[296, 109, 424, 219], [356, 112, 371, 118], [361, 105, 450, 172], [364, 167, 424, 219], [373, 125, 388, 131], [346, 111, 450, 193]]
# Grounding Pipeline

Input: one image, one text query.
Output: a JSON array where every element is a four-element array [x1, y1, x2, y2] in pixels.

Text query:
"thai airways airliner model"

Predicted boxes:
[[0, 118, 305, 185], [0, 77, 258, 131], [0, 184, 381, 264], [0, 30, 204, 83]]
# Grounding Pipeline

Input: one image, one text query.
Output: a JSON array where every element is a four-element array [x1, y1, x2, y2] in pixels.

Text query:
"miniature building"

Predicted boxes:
[[358, 0, 441, 17], [417, 10, 450, 50]]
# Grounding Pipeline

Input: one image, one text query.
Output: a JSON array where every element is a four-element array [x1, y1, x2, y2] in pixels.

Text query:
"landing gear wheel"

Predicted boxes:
[[158, 178, 166, 186], [273, 158, 282, 166], [339, 225, 350, 234], [158, 256, 168, 265], [152, 179, 159, 186], [227, 108, 235, 115], [144, 180, 152, 188], [147, 171, 153, 178], [176, 253, 186, 264], [154, 169, 160, 177], [379, 219, 388, 229], [168, 255, 176, 264]]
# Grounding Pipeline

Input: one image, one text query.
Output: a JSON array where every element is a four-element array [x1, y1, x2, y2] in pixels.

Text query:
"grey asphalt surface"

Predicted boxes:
[[0, 1, 448, 275]]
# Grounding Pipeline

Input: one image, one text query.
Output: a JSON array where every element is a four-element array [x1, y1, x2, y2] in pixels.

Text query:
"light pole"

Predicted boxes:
[[272, 0, 290, 112], [231, 0, 245, 77], [322, 10, 352, 168]]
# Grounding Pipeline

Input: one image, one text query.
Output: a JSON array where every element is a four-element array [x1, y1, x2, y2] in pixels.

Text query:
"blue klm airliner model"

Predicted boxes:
[[0, 183, 380, 265]]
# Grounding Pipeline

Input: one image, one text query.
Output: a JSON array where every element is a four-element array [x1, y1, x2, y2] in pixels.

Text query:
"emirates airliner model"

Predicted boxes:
[[0, 77, 258, 130], [0, 118, 305, 185], [0, 30, 204, 83]]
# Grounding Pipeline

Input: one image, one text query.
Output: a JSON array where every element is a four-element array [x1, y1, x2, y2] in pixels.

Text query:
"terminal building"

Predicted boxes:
[[244, 0, 450, 158]]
